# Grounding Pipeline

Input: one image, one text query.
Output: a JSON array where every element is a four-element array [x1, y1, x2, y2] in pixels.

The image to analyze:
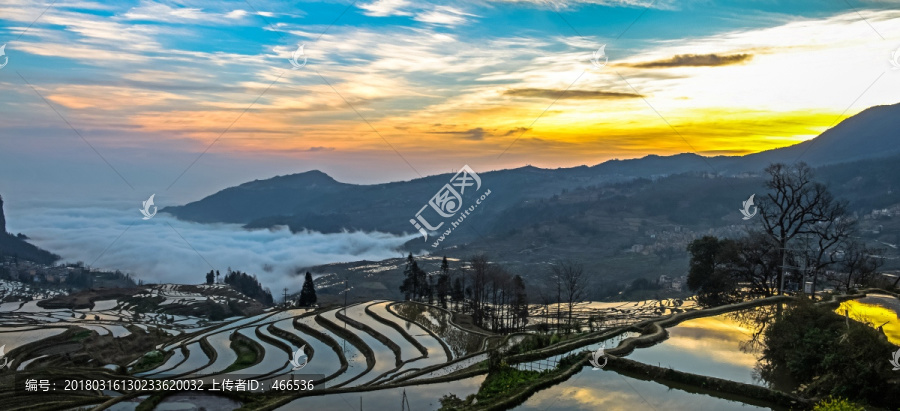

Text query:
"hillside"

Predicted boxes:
[[736, 103, 900, 167], [164, 102, 900, 247], [0, 195, 59, 265]]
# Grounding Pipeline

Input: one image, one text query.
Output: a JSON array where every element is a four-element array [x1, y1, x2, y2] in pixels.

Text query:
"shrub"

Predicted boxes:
[[506, 334, 551, 355], [557, 353, 582, 369], [812, 397, 865, 411], [476, 366, 545, 402], [759, 301, 900, 407], [549, 333, 561, 345], [438, 394, 470, 410], [132, 350, 165, 373]]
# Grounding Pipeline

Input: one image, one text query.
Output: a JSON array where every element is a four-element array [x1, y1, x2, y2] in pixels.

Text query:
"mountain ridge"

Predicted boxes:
[[163, 101, 900, 238]]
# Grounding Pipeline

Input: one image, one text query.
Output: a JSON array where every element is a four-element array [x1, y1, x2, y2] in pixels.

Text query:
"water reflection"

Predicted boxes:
[[278, 375, 486, 410], [391, 303, 484, 357], [513, 332, 640, 372], [625, 306, 778, 386], [836, 295, 900, 345], [512, 365, 769, 411]]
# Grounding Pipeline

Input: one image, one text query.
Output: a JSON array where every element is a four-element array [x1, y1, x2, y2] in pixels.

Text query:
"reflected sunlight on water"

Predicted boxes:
[[624, 305, 776, 386], [512, 365, 769, 411], [836, 295, 900, 346]]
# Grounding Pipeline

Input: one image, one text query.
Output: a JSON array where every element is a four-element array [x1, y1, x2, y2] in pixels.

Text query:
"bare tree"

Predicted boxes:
[[467, 255, 490, 328], [536, 280, 556, 333], [757, 162, 850, 294], [827, 241, 884, 291], [551, 259, 589, 334], [735, 232, 781, 297]]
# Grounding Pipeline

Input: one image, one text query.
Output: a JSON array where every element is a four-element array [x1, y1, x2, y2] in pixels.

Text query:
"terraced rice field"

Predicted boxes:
[[380, 303, 451, 362], [271, 317, 341, 379], [279, 374, 488, 410], [351, 301, 422, 362], [298, 314, 367, 387], [0, 327, 67, 351], [198, 331, 240, 375], [254, 325, 297, 377], [388, 302, 480, 358], [160, 342, 210, 377], [2, 288, 687, 406], [235, 327, 287, 377], [322, 305, 397, 385], [136, 348, 186, 377], [129, 299, 498, 392]]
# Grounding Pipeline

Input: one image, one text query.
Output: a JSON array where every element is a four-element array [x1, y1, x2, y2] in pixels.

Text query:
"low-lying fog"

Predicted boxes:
[[6, 200, 416, 293]]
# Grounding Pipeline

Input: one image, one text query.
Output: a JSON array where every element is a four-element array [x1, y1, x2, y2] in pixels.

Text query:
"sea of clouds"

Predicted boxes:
[[5, 201, 416, 293]]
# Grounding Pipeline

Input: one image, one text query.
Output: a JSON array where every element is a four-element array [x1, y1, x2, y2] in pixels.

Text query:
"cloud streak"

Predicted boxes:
[[624, 53, 753, 68], [504, 88, 644, 99]]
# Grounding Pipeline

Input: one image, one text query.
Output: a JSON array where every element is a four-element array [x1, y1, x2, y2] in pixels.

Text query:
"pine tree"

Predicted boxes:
[[205, 270, 214, 285], [400, 253, 417, 300], [414, 261, 428, 301], [298, 272, 317, 307], [451, 277, 464, 311]]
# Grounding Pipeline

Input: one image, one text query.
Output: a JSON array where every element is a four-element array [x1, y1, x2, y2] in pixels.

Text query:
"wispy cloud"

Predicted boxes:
[[487, 0, 678, 11], [359, 0, 413, 17], [505, 88, 644, 99], [624, 53, 753, 68], [358, 0, 477, 25], [414, 6, 477, 26], [2, 1, 900, 195]]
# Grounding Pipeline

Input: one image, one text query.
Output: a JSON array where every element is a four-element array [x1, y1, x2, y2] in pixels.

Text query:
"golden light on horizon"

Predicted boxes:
[[837, 300, 900, 346]]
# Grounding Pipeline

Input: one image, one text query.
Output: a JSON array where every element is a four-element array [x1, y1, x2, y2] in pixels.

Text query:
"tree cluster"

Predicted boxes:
[[399, 253, 430, 302], [538, 259, 592, 334], [204, 270, 220, 285], [759, 301, 900, 407], [399, 254, 528, 333], [686, 163, 884, 307], [223, 269, 274, 305], [463, 255, 529, 332]]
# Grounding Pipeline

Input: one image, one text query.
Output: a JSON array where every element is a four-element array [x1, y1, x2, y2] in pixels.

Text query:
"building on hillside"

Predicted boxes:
[[671, 276, 686, 291], [657, 275, 671, 288]]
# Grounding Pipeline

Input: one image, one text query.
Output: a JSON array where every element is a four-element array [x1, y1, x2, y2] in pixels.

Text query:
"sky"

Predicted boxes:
[[1, 0, 900, 207]]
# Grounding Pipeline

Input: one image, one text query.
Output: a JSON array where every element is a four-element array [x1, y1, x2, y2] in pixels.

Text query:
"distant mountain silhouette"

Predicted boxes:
[[737, 103, 900, 167], [164, 102, 900, 239], [162, 170, 352, 224], [0, 194, 60, 265]]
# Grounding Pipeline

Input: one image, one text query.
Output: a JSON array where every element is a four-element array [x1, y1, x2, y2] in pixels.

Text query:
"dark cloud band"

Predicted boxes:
[[504, 88, 643, 99], [626, 53, 753, 68]]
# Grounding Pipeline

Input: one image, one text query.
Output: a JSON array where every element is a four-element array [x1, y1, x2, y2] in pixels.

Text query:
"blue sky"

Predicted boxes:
[[1, 0, 899, 207]]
